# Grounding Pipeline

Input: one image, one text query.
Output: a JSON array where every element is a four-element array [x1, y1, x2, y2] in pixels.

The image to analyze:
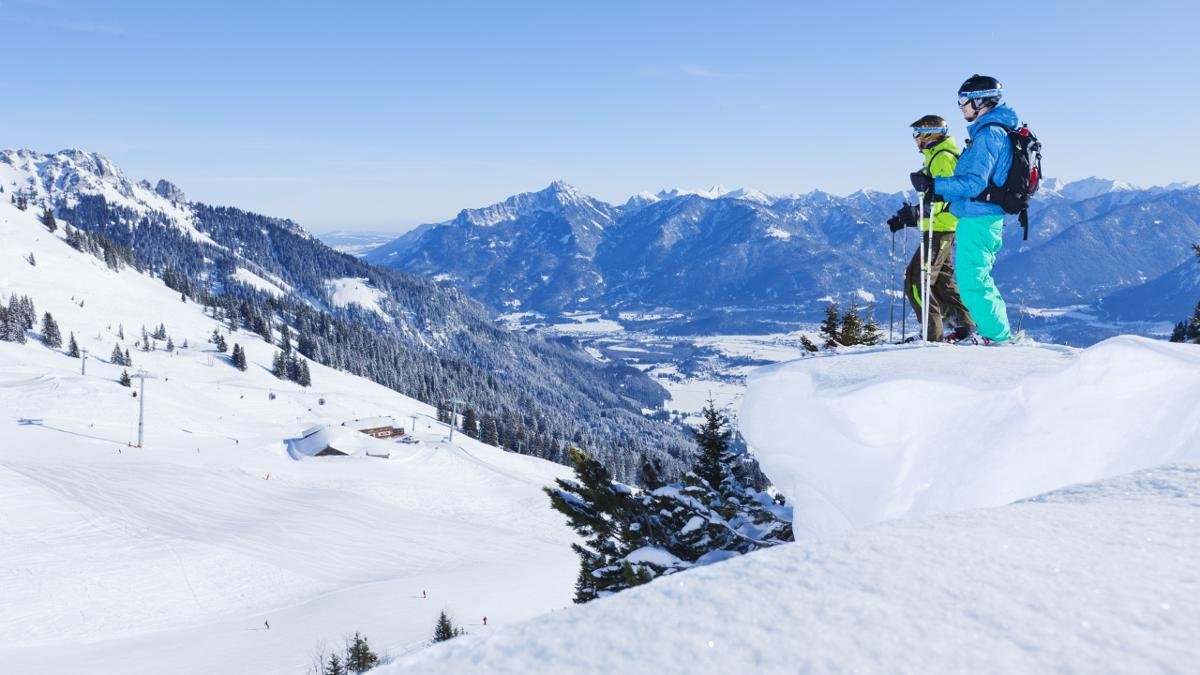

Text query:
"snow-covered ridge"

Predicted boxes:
[[1, 148, 201, 234]]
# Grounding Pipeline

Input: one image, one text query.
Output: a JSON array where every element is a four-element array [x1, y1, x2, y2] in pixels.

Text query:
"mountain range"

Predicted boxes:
[[366, 177, 1200, 339]]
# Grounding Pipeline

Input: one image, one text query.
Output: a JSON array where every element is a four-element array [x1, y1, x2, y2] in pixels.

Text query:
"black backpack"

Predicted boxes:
[[971, 122, 1043, 240]]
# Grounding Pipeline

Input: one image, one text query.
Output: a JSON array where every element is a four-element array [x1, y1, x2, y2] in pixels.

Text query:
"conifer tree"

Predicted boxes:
[[462, 407, 479, 438], [232, 344, 248, 371], [819, 303, 841, 344], [297, 357, 312, 387], [344, 632, 379, 673], [860, 304, 883, 346], [272, 350, 288, 379], [839, 300, 864, 345], [119, 370, 131, 387], [40, 312, 62, 348], [67, 332, 80, 358], [1187, 301, 1200, 344], [279, 324, 292, 353], [323, 653, 347, 675], [41, 207, 57, 232], [693, 399, 732, 491], [481, 416, 500, 446], [125, 348, 132, 366], [799, 335, 819, 352], [166, 336, 175, 352], [27, 252, 36, 266], [432, 610, 463, 643]]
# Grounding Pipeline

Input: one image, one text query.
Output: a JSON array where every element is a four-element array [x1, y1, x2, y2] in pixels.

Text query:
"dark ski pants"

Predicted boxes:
[[904, 230, 974, 341]]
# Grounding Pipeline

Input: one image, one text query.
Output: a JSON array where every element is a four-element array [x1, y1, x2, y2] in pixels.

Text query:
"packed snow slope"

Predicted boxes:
[[741, 338, 1200, 539], [0, 201, 577, 673], [379, 465, 1200, 674], [376, 338, 1200, 674]]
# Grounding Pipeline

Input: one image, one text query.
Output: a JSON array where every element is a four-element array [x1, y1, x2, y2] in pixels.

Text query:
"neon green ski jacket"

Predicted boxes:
[[920, 137, 960, 232]]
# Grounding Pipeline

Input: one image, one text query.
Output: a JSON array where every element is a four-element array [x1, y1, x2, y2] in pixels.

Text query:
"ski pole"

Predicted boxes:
[[889, 229, 896, 343], [917, 191, 929, 342], [901, 219, 908, 342]]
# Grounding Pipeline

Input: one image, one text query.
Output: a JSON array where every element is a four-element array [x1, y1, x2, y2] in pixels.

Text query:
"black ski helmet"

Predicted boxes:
[[910, 114, 949, 147], [957, 74, 1002, 111]]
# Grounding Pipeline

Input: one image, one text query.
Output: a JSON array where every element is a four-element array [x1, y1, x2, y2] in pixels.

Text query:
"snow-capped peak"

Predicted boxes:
[[0, 148, 207, 242]]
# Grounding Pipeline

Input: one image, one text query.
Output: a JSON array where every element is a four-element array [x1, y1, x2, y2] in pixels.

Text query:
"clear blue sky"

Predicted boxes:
[[2, 1, 1197, 232]]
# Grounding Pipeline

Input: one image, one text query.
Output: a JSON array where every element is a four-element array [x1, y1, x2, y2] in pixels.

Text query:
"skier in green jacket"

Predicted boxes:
[[887, 115, 975, 342]]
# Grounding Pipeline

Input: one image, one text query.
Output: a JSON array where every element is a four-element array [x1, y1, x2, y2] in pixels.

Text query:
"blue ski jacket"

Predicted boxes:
[[934, 103, 1020, 219]]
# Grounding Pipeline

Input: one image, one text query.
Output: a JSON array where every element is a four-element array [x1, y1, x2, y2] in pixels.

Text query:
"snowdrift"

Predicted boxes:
[[740, 338, 1200, 538], [379, 464, 1200, 674]]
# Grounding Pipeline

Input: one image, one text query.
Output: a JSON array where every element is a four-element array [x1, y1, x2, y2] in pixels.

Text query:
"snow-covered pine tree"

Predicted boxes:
[[323, 652, 347, 675], [861, 303, 883, 345], [545, 447, 648, 602], [272, 350, 288, 379], [125, 348, 132, 366], [839, 300, 864, 345], [40, 207, 56, 232], [296, 357, 312, 387], [278, 324, 292, 353], [819, 303, 840, 345], [26, 252, 36, 266], [40, 312, 62, 348], [153, 323, 167, 340], [119, 370, 131, 387], [462, 407, 479, 438], [232, 344, 248, 371], [166, 336, 174, 352], [344, 632, 379, 673], [481, 416, 500, 446], [432, 610, 465, 642], [110, 342, 124, 365], [693, 399, 732, 491], [799, 334, 819, 352], [67, 332, 80, 358]]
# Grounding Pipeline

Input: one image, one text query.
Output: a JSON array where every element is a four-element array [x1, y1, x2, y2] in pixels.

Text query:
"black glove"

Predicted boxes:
[[887, 203, 918, 232], [909, 171, 934, 194]]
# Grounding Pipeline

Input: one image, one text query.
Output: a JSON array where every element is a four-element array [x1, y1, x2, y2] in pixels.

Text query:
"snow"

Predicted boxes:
[[323, 277, 388, 318], [0, 148, 217, 246], [376, 464, 1200, 674], [740, 338, 1200, 538], [0, 200, 577, 673], [230, 267, 291, 298]]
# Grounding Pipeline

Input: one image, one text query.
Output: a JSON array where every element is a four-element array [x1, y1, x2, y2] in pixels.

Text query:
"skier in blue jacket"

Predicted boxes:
[[910, 74, 1018, 345]]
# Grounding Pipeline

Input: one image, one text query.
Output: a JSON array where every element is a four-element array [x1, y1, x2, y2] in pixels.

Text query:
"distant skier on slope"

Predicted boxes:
[[909, 75, 1021, 345], [887, 115, 975, 342]]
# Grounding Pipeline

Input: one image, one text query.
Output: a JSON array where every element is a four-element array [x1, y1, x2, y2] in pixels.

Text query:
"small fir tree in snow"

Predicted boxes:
[[799, 334, 819, 352], [125, 348, 132, 366], [819, 303, 841, 345], [322, 652, 347, 675], [166, 336, 174, 352], [40, 312, 62, 348], [344, 632, 379, 673], [27, 252, 36, 266], [119, 369, 131, 387], [432, 610, 464, 643], [153, 323, 168, 340], [40, 207, 57, 232], [839, 300, 864, 345], [110, 342, 125, 365], [860, 304, 883, 346], [232, 344, 248, 371], [272, 350, 288, 379], [67, 332, 80, 358]]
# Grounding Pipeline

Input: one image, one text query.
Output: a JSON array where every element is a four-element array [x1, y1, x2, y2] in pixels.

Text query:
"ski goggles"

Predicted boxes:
[[912, 126, 948, 137], [957, 89, 1002, 107]]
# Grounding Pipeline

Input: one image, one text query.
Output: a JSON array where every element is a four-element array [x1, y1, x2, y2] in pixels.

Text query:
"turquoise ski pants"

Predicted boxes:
[[954, 215, 1011, 342]]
